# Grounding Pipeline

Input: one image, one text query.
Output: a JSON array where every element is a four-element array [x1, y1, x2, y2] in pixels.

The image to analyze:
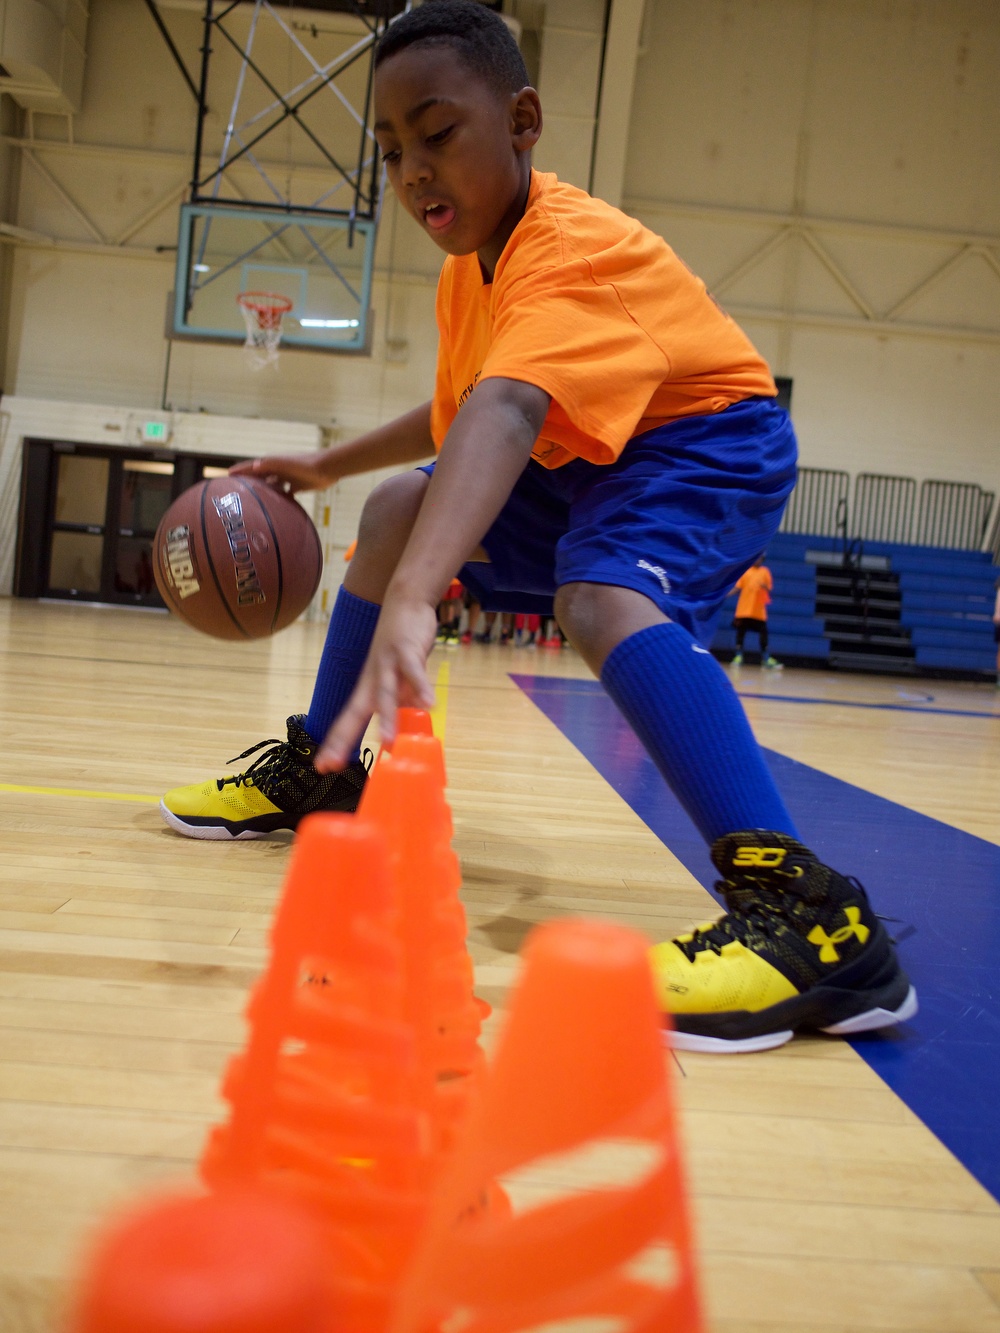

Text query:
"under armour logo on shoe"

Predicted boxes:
[[808, 907, 870, 963], [637, 559, 670, 593]]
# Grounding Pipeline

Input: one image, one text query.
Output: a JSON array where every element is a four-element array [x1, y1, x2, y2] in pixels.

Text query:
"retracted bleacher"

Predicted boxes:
[[710, 471, 998, 679]]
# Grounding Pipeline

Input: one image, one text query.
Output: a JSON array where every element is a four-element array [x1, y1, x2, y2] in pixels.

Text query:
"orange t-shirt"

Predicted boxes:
[[430, 170, 775, 469], [735, 566, 772, 620]]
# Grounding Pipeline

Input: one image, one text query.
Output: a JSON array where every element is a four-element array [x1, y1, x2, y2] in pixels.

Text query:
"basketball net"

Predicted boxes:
[[237, 291, 293, 370]]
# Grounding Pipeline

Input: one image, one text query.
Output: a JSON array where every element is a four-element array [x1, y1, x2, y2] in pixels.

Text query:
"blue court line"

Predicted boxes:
[[512, 673, 1000, 1204], [519, 678, 1000, 722], [736, 690, 1000, 722]]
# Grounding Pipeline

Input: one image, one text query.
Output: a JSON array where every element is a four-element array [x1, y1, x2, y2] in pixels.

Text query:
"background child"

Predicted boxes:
[[436, 578, 464, 645], [514, 612, 540, 648], [732, 555, 782, 668]]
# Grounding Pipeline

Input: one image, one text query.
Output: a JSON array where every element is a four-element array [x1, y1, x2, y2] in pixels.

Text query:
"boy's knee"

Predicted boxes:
[[554, 582, 604, 649], [556, 581, 670, 675], [357, 470, 429, 547]]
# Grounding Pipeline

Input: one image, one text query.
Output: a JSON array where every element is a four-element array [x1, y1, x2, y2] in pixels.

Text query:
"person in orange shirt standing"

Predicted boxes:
[[731, 556, 781, 669]]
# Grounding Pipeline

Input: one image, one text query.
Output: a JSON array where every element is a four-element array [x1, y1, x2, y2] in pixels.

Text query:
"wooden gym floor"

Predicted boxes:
[[1, 597, 999, 1333]]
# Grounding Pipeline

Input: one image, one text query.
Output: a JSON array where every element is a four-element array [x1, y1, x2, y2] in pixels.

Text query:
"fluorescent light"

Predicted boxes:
[[299, 317, 360, 329], [193, 263, 210, 272]]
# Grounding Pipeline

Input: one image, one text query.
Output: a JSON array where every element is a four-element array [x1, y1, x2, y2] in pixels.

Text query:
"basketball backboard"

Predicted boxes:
[[172, 201, 376, 353]]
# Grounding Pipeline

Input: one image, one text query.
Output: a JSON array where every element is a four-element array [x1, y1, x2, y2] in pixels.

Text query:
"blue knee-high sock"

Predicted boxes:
[[600, 622, 798, 845], [304, 586, 380, 756]]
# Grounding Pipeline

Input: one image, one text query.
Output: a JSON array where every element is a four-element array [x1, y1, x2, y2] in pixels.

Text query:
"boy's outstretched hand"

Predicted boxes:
[[309, 377, 551, 773], [315, 592, 438, 771], [230, 451, 335, 494], [228, 402, 438, 495]]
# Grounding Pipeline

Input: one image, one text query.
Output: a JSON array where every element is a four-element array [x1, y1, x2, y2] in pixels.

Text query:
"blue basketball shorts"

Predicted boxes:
[[421, 396, 797, 646]]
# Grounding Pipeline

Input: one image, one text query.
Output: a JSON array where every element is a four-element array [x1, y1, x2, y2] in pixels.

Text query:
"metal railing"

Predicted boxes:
[[780, 467, 998, 558], [915, 480, 995, 551], [987, 505, 1000, 566], [851, 474, 917, 544], [780, 467, 850, 537]]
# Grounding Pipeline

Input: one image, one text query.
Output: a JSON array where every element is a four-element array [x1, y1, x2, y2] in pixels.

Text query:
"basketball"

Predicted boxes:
[[153, 475, 323, 640]]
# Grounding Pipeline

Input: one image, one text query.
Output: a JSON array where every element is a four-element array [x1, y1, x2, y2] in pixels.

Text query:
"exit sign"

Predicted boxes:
[[143, 421, 169, 443]]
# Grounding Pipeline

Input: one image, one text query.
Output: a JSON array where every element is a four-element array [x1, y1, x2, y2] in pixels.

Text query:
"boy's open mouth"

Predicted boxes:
[[423, 202, 456, 231]]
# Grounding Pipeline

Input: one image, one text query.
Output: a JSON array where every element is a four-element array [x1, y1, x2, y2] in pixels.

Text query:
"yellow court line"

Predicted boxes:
[[430, 660, 450, 742], [0, 783, 159, 804]]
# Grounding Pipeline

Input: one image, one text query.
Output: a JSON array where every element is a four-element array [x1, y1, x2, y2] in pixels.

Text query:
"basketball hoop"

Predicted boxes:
[[237, 291, 293, 369]]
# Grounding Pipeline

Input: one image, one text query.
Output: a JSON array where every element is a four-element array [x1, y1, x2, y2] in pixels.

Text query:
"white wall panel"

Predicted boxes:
[[803, 1, 1000, 232], [778, 330, 1000, 487], [624, 0, 1000, 491], [627, 0, 813, 211]]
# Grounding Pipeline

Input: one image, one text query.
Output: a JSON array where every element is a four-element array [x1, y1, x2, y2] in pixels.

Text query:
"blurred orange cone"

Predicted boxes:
[[202, 815, 407, 1184], [395, 707, 434, 738], [197, 731, 488, 1331], [200, 815, 432, 1331], [392, 918, 703, 1333], [69, 1188, 331, 1333]]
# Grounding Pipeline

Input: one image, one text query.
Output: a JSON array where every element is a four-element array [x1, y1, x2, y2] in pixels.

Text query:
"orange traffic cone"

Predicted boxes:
[[371, 707, 441, 777], [69, 1188, 331, 1333], [360, 747, 486, 1079], [200, 815, 433, 1331], [202, 816, 409, 1182], [392, 918, 703, 1333], [199, 734, 489, 1331], [395, 707, 434, 738], [391, 731, 448, 798]]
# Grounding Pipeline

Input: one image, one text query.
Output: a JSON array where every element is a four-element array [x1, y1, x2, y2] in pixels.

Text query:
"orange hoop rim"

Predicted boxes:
[[237, 290, 294, 329]]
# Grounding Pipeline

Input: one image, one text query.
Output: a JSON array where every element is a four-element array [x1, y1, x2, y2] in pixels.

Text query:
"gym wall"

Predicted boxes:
[[624, 0, 1000, 489], [0, 0, 997, 604]]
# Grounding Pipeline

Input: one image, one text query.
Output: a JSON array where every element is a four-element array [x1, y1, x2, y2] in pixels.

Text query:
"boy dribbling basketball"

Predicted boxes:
[[161, 0, 915, 1053]]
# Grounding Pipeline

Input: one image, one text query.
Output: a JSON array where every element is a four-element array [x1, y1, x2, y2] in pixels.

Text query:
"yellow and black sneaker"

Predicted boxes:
[[160, 715, 372, 841], [651, 831, 917, 1053]]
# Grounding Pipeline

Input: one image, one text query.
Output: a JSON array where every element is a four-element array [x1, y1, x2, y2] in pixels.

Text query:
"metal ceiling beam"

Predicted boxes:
[[143, 0, 202, 104], [625, 195, 1000, 253]]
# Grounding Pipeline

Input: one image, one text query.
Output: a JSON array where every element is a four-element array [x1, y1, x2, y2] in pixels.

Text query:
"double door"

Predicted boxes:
[[15, 440, 243, 607]]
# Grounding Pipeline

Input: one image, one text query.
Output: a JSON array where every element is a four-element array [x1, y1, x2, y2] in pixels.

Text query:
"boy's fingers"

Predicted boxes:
[[316, 680, 374, 771], [373, 662, 400, 748], [399, 649, 435, 709]]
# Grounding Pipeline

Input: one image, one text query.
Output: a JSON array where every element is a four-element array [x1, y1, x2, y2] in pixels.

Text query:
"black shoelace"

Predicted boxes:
[[216, 740, 375, 793], [676, 872, 808, 961], [216, 735, 306, 791]]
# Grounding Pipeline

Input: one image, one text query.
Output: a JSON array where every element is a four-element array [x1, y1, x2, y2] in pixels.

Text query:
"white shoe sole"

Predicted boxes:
[[667, 1029, 793, 1054], [821, 985, 918, 1035], [159, 800, 270, 841], [664, 986, 919, 1055]]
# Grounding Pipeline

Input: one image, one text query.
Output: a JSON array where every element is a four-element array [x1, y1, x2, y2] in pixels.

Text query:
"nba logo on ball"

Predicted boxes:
[[153, 476, 323, 640], [162, 525, 201, 600]]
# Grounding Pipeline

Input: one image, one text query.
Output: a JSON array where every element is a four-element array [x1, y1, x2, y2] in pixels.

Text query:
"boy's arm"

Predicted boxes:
[[317, 377, 551, 769], [230, 401, 436, 492]]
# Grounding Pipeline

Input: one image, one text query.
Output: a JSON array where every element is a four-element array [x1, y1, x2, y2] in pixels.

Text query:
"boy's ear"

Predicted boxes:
[[510, 87, 543, 152]]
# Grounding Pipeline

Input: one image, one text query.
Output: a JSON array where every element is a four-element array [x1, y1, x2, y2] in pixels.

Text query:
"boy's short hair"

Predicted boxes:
[[375, 0, 530, 98]]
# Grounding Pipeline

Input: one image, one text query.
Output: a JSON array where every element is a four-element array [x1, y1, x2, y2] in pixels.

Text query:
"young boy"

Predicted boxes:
[[731, 555, 782, 668], [161, 0, 915, 1053]]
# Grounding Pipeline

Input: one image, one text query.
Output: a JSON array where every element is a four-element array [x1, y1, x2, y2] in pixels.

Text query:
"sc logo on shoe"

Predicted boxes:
[[732, 847, 787, 869]]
